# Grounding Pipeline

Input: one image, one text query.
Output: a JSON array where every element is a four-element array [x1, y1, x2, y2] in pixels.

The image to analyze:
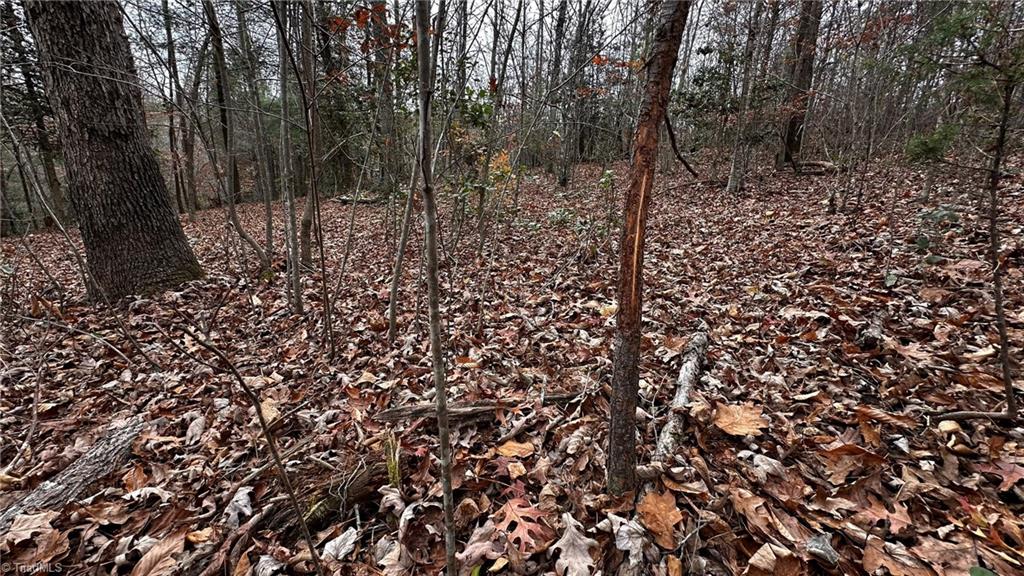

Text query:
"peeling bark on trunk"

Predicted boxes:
[[25, 0, 202, 299], [607, 0, 691, 496]]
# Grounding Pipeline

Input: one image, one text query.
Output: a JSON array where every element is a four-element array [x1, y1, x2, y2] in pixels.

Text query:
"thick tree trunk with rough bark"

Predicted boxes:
[[778, 0, 823, 168], [25, 0, 202, 299], [607, 0, 691, 496]]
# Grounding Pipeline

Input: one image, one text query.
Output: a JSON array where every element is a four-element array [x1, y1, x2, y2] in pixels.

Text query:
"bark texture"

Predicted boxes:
[[0, 415, 145, 531], [607, 0, 691, 496], [25, 0, 202, 299]]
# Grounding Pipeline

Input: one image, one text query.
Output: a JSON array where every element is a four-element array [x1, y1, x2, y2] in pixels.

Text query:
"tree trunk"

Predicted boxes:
[[235, 0, 275, 256], [778, 0, 822, 168], [726, 0, 764, 194], [183, 39, 209, 219], [25, 0, 202, 299], [476, 0, 523, 258], [607, 0, 691, 496], [298, 2, 316, 268], [274, 0, 303, 313], [2, 0, 65, 225], [203, 0, 270, 274], [414, 1, 456, 572], [987, 80, 1017, 418], [161, 0, 185, 215], [387, 169, 420, 344]]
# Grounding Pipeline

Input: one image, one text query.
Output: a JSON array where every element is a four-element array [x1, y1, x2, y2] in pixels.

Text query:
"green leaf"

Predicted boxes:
[[969, 567, 998, 576]]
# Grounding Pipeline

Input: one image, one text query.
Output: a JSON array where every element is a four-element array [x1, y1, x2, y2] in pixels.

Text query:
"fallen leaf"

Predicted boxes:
[[497, 440, 534, 458], [974, 460, 1024, 491], [596, 513, 645, 567], [714, 403, 768, 436], [186, 527, 215, 544], [856, 405, 917, 429], [637, 490, 682, 549], [455, 521, 502, 568], [323, 527, 359, 561], [863, 536, 932, 576], [746, 542, 802, 576], [550, 513, 597, 576], [129, 529, 186, 576], [494, 498, 553, 553]]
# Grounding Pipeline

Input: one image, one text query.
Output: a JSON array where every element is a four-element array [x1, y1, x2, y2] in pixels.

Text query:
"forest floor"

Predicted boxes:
[[2, 161, 1023, 576]]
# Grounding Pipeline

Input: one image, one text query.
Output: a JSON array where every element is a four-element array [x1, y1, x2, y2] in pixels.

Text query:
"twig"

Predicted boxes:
[[937, 410, 1017, 423], [0, 355, 44, 475], [16, 315, 132, 364], [665, 114, 700, 178], [177, 324, 326, 576]]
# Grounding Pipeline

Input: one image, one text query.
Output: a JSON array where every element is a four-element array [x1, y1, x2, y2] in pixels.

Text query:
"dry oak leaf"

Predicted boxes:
[[852, 495, 912, 536], [1, 511, 69, 565], [494, 498, 554, 553], [596, 514, 646, 567], [497, 440, 535, 458], [862, 536, 933, 576], [974, 460, 1024, 492], [130, 528, 186, 576], [714, 403, 768, 436], [637, 490, 683, 549], [455, 520, 502, 572], [2, 511, 61, 548], [855, 406, 917, 429], [909, 536, 977, 576], [745, 543, 803, 576], [550, 513, 598, 576]]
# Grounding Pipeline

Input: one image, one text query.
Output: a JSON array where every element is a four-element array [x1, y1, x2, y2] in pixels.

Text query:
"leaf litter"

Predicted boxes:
[[1, 163, 1023, 574]]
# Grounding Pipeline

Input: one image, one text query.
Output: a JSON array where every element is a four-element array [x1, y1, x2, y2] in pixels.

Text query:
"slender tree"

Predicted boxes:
[[203, 0, 270, 274], [274, 0, 303, 313], [25, 0, 202, 299], [607, 0, 691, 496], [160, 0, 185, 214], [726, 0, 764, 193], [415, 0, 456, 571], [235, 0, 275, 256], [1, 0, 64, 226]]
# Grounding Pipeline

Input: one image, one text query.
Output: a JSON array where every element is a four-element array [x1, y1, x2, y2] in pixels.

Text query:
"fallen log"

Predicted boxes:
[[794, 160, 841, 175], [635, 332, 709, 480], [332, 195, 382, 205], [655, 332, 708, 461], [0, 415, 146, 532]]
